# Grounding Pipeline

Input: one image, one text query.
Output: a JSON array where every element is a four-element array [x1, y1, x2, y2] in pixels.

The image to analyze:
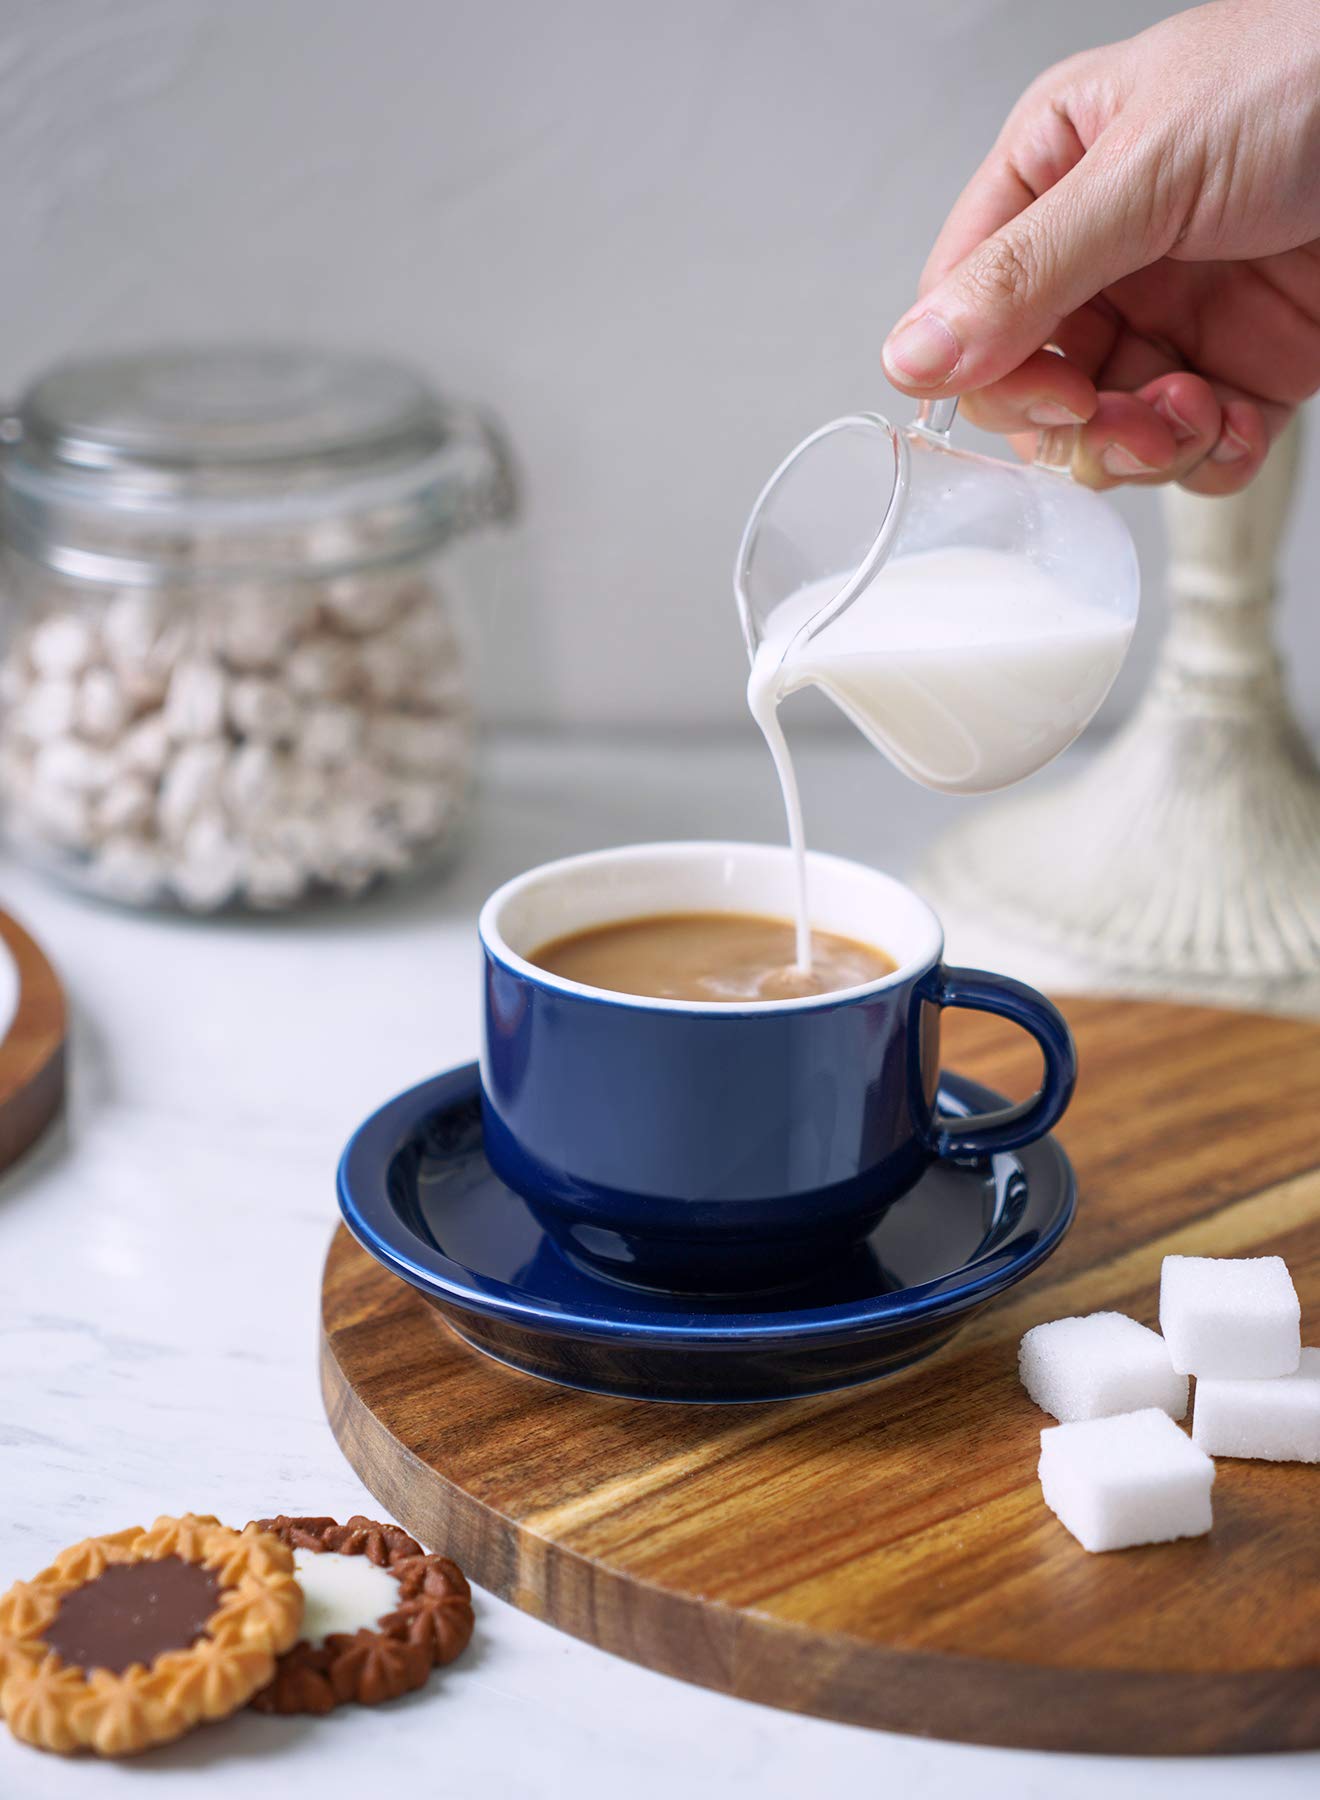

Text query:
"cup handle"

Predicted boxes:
[[918, 966, 1077, 1159]]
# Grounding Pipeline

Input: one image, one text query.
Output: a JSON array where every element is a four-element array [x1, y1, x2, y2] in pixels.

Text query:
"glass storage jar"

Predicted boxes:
[[0, 345, 515, 910]]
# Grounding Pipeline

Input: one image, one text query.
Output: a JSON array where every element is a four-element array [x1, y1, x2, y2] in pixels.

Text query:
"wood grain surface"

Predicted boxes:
[[0, 908, 65, 1175], [321, 998, 1320, 1755]]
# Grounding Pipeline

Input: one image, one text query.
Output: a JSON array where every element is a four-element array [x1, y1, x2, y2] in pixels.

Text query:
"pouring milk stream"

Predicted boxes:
[[739, 410, 1140, 980]]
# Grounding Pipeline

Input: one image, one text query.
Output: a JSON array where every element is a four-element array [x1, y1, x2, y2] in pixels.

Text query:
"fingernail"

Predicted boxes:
[[1210, 428, 1251, 464], [1026, 401, 1086, 427], [1153, 394, 1198, 444], [883, 312, 960, 387], [1033, 427, 1077, 470], [1101, 443, 1159, 477], [1037, 426, 1073, 471]]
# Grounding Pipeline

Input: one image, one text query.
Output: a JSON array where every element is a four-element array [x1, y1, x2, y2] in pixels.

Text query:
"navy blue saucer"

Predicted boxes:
[[337, 1064, 1075, 1403]]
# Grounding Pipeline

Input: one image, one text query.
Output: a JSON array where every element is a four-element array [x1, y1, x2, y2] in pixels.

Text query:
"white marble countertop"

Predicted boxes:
[[1, 730, 1315, 1799]]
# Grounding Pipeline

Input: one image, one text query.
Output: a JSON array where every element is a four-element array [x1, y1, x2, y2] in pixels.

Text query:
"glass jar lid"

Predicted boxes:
[[0, 345, 515, 585]]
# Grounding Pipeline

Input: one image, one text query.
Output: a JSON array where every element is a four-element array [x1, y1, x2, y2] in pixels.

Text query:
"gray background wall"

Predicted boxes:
[[2, 0, 1314, 730]]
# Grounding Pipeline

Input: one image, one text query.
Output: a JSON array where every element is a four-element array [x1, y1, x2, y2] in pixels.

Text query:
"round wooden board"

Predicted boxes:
[[0, 908, 65, 1175], [321, 998, 1320, 1756]]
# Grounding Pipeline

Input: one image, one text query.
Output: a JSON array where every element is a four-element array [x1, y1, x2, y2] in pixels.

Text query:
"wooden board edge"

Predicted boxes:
[[319, 1231, 1320, 1756], [0, 908, 66, 1173]]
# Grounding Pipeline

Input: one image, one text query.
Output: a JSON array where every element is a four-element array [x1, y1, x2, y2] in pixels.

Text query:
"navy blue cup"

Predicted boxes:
[[479, 842, 1075, 1294]]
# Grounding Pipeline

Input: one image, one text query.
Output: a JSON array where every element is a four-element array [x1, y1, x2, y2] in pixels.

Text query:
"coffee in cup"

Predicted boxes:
[[530, 910, 895, 1003]]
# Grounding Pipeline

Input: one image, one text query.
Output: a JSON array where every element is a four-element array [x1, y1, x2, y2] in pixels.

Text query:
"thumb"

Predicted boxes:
[[883, 137, 1172, 395]]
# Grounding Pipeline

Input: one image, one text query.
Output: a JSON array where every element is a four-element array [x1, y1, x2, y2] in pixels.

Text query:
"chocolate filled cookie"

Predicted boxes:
[[247, 1514, 474, 1715], [0, 1515, 302, 1756]]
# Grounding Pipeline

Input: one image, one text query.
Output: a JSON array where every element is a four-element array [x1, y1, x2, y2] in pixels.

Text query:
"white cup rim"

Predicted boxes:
[[478, 840, 945, 1016]]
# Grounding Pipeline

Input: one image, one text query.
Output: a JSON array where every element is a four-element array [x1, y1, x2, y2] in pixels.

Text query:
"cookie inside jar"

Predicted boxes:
[[0, 346, 516, 912]]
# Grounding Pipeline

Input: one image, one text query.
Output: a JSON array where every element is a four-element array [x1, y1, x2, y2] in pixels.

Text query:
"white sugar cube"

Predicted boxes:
[[1038, 1409, 1214, 1553], [1019, 1312, 1187, 1422], [1159, 1255, 1300, 1378], [1192, 1347, 1320, 1463]]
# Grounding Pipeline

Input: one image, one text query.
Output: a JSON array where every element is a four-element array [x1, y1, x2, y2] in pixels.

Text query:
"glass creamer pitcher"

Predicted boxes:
[[735, 401, 1140, 794]]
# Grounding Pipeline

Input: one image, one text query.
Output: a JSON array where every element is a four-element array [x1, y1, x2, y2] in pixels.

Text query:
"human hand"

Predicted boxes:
[[882, 0, 1320, 491]]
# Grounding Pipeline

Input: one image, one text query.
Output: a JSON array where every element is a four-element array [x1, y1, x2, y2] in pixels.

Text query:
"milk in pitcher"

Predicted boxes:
[[748, 544, 1135, 971]]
